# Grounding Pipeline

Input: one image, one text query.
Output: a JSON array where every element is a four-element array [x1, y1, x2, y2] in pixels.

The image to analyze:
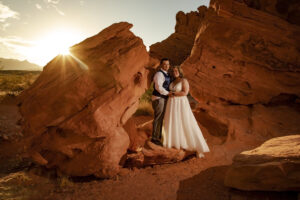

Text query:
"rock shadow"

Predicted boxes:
[[176, 165, 298, 200]]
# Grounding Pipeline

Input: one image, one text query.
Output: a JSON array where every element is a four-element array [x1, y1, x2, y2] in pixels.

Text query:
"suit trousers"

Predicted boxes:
[[152, 97, 167, 141]]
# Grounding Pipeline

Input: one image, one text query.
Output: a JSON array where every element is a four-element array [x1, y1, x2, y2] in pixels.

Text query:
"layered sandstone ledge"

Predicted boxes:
[[225, 135, 300, 191]]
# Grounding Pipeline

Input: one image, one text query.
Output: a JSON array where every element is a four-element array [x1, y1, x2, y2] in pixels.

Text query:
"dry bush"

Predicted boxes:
[[0, 70, 41, 99]]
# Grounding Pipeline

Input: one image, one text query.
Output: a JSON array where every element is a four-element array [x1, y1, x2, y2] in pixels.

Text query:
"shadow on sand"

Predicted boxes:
[[176, 165, 298, 200]]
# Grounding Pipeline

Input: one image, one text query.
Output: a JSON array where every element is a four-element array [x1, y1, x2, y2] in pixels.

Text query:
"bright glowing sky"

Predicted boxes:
[[0, 0, 210, 66]]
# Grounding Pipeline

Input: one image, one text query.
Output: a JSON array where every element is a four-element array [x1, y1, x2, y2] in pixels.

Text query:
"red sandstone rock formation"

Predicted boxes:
[[180, 0, 300, 162], [224, 135, 300, 191], [237, 0, 300, 25], [149, 6, 208, 65], [123, 115, 195, 166], [17, 22, 150, 178], [125, 141, 195, 168], [123, 116, 152, 152], [16, 0, 300, 179]]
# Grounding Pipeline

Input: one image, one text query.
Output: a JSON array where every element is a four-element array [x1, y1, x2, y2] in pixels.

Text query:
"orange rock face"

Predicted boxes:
[[180, 0, 300, 161], [18, 22, 150, 178], [125, 141, 195, 168], [238, 0, 300, 25], [149, 6, 208, 65], [123, 116, 152, 152], [224, 135, 300, 191]]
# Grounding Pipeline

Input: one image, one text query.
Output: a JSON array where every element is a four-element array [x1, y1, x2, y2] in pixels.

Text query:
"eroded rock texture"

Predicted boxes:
[[180, 0, 300, 161], [125, 141, 195, 168], [224, 135, 300, 191], [237, 0, 300, 25], [149, 6, 208, 65], [17, 22, 150, 178]]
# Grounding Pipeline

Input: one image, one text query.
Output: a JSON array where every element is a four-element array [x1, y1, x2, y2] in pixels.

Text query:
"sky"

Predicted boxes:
[[0, 0, 210, 66]]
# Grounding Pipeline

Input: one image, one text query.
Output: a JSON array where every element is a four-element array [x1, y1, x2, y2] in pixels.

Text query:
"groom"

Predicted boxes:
[[151, 58, 171, 146]]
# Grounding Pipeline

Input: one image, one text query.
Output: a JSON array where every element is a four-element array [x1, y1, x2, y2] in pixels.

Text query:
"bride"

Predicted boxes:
[[163, 66, 210, 158]]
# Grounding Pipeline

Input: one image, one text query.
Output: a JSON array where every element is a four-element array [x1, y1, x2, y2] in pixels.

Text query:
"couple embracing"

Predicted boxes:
[[150, 58, 210, 158]]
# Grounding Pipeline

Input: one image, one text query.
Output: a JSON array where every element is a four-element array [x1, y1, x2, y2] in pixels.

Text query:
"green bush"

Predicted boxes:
[[134, 83, 154, 116]]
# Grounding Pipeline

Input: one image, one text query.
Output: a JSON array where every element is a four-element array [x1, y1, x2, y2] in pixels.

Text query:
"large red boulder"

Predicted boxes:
[[180, 0, 300, 160], [17, 22, 150, 178], [224, 135, 300, 191]]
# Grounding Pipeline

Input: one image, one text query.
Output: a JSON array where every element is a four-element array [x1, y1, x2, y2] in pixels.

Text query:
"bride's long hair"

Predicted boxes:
[[170, 65, 184, 81]]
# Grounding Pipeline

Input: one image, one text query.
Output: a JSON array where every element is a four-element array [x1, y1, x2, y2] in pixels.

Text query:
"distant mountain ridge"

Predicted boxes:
[[0, 58, 42, 71]]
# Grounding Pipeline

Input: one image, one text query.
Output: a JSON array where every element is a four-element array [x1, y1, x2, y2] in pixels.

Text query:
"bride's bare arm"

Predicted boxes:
[[174, 79, 189, 96]]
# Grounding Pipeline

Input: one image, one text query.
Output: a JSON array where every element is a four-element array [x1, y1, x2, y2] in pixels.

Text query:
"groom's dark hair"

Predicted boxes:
[[160, 58, 169, 65]]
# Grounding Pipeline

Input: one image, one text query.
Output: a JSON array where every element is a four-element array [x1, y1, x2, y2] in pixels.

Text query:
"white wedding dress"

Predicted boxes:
[[162, 80, 210, 157]]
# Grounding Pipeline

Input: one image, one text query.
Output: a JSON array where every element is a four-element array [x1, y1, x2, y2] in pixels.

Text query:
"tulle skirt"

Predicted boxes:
[[162, 96, 210, 157]]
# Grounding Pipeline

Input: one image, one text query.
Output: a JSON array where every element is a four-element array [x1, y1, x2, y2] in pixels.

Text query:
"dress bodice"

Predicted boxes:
[[169, 81, 182, 92]]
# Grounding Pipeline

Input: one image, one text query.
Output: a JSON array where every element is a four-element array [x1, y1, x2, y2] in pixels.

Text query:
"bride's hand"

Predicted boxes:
[[168, 93, 174, 97]]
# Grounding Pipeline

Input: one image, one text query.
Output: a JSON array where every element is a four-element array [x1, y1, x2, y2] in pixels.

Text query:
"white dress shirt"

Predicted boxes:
[[152, 69, 170, 101]]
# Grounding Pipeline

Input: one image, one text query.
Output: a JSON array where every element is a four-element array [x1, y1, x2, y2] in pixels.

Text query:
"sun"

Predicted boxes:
[[24, 29, 84, 65], [37, 30, 74, 56], [59, 46, 70, 55]]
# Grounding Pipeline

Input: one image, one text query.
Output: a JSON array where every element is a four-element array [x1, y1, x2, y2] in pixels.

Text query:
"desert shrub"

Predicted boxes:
[[58, 175, 73, 188], [0, 70, 40, 94], [134, 101, 153, 116], [134, 83, 154, 116]]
